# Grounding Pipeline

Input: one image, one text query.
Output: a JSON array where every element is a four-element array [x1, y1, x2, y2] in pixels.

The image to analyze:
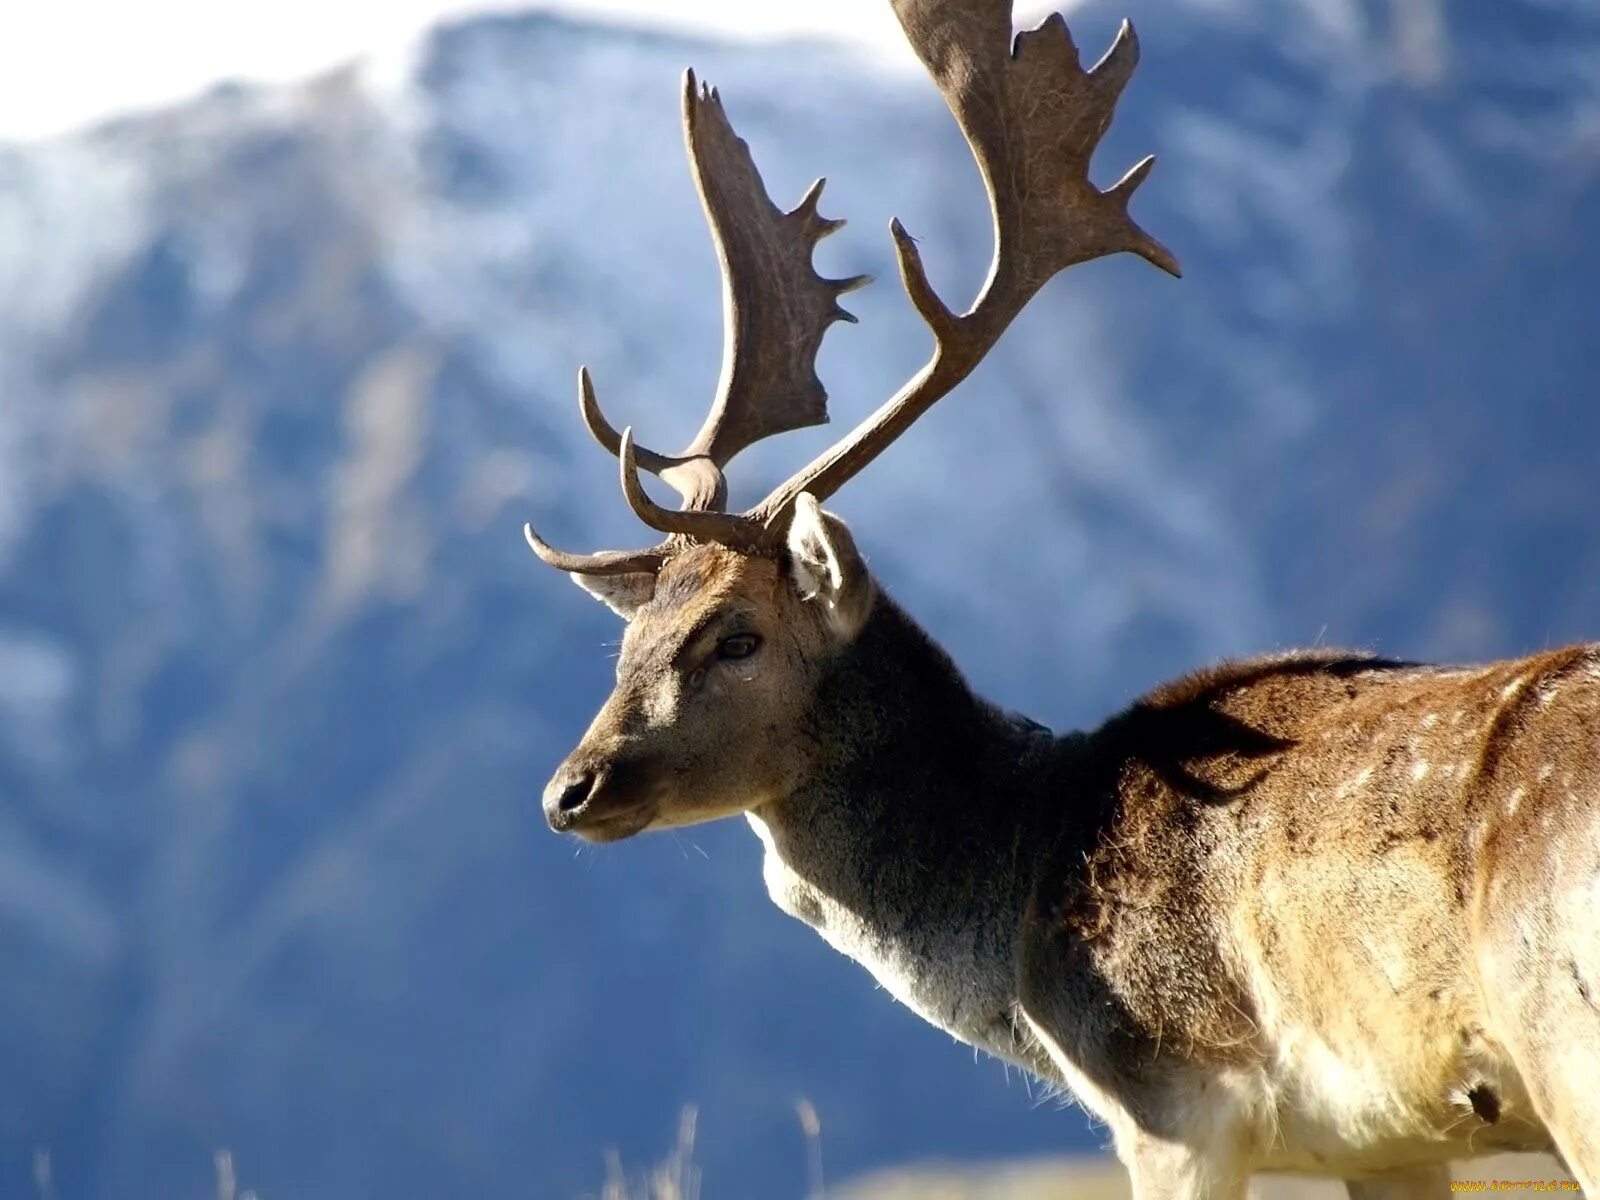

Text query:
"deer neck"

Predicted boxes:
[[746, 592, 1073, 1062]]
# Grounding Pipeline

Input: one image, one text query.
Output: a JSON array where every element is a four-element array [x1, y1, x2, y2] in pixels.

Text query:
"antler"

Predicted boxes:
[[745, 0, 1178, 530], [527, 69, 866, 573], [527, 0, 1178, 577], [673, 74, 869, 472]]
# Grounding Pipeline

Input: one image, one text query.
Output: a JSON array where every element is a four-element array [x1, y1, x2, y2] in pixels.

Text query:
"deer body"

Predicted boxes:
[[521, 1, 1600, 1193], [744, 586, 1588, 1191]]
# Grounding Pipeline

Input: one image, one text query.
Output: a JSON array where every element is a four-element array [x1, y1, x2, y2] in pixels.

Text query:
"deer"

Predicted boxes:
[[522, 1, 1600, 1196]]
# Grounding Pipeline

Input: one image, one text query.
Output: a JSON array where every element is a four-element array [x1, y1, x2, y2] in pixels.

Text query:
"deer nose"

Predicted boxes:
[[543, 764, 599, 831]]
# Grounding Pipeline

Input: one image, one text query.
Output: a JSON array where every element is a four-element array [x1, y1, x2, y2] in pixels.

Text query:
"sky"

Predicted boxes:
[[0, 1, 936, 141]]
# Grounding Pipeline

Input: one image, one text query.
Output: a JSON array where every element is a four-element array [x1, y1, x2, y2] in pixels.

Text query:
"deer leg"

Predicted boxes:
[[1345, 1165, 1451, 1200], [1018, 933, 1252, 1200], [1495, 997, 1600, 1194], [1116, 1129, 1250, 1200], [1537, 934, 1600, 1193], [1015, 1013, 1250, 1199], [1017, 1013, 1249, 1200], [1478, 881, 1600, 1194]]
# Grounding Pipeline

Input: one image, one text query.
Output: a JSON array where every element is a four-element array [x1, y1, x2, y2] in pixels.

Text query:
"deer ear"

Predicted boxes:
[[786, 493, 873, 639], [571, 570, 655, 618]]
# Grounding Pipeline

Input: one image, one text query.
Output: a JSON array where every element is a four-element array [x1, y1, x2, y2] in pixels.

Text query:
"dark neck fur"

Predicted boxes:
[[757, 591, 1074, 928]]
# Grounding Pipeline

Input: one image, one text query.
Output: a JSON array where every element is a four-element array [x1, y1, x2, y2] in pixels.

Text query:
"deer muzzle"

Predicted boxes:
[[542, 747, 657, 842]]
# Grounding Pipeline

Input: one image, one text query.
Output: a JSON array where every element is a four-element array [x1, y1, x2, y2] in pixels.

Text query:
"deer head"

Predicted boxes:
[[530, 0, 1179, 841]]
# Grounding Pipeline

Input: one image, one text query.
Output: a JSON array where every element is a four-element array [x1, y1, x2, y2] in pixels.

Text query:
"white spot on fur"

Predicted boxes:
[[1337, 766, 1375, 798], [1500, 676, 1527, 700], [1540, 764, 1555, 782], [1420, 713, 1440, 729], [1361, 932, 1411, 989], [1506, 786, 1524, 816], [1411, 760, 1431, 782]]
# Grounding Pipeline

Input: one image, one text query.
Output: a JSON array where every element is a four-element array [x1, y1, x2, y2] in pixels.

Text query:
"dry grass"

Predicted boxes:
[[32, 1147, 263, 1200], [596, 1107, 704, 1200], [594, 1101, 829, 1200], [838, 1153, 1573, 1200], [34, 1115, 1566, 1198], [595, 1107, 1571, 1200]]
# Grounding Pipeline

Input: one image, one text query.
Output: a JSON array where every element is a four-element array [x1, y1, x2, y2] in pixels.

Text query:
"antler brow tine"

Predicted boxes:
[[617, 428, 767, 552], [522, 522, 667, 576]]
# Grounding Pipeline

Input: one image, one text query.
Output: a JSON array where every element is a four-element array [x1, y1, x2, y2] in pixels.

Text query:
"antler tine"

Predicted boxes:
[[577, 366, 730, 511], [747, 0, 1179, 530], [617, 429, 768, 552], [522, 521, 667, 576], [577, 367, 682, 475]]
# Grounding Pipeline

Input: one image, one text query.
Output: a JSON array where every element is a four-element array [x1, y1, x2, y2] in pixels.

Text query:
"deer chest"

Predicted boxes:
[[747, 813, 1036, 1068]]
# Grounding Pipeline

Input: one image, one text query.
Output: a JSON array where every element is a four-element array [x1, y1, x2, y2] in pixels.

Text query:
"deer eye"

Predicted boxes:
[[717, 633, 761, 661]]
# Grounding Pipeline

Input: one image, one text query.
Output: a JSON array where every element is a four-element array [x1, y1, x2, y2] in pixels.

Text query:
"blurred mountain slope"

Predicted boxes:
[[0, 2, 1595, 1197]]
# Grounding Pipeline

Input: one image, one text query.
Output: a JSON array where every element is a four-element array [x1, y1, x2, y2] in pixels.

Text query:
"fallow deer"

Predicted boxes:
[[524, 1, 1600, 1195]]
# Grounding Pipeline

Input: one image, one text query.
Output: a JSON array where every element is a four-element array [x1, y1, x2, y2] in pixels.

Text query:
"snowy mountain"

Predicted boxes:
[[0, 3, 1596, 1196]]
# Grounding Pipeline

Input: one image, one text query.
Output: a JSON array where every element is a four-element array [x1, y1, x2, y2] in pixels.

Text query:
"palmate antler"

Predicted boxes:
[[525, 0, 1179, 576], [524, 69, 867, 573]]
